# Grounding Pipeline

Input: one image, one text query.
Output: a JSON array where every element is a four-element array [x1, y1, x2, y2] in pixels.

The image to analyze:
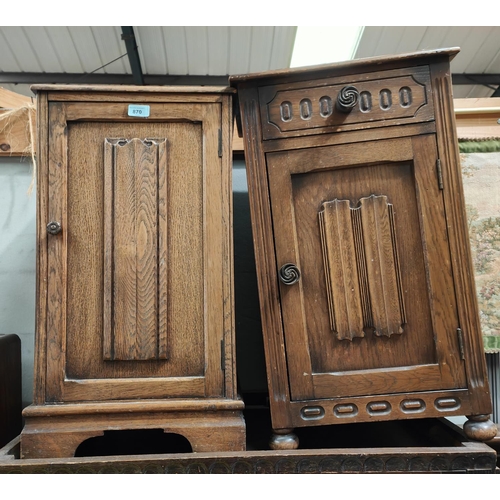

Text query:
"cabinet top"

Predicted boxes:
[[30, 84, 235, 94], [229, 47, 460, 87]]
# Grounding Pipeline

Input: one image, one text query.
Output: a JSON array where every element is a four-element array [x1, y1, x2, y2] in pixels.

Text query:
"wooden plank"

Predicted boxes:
[[0, 87, 36, 156], [0, 109, 36, 156], [360, 196, 405, 338], [319, 200, 365, 340], [222, 95, 237, 399], [0, 87, 32, 108], [32, 84, 234, 94], [1, 423, 496, 473], [33, 92, 48, 405], [313, 365, 444, 400], [60, 378, 207, 401], [202, 102, 225, 398], [288, 389, 475, 428], [431, 62, 492, 411], [22, 399, 244, 417], [45, 102, 68, 402], [237, 87, 294, 429], [454, 97, 500, 139]]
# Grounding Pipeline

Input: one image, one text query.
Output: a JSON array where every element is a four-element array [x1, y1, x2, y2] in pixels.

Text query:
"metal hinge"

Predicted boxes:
[[221, 339, 225, 371], [218, 129, 223, 157], [457, 328, 465, 360], [436, 158, 444, 190]]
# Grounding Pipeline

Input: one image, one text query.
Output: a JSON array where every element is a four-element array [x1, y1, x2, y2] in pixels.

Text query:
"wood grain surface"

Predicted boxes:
[[23, 87, 244, 457], [231, 49, 492, 438]]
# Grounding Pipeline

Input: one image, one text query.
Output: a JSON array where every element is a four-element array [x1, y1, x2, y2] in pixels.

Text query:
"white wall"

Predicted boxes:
[[0, 157, 36, 406]]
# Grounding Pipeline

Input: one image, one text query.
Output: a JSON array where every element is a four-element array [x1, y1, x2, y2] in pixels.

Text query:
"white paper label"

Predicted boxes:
[[127, 105, 150, 118]]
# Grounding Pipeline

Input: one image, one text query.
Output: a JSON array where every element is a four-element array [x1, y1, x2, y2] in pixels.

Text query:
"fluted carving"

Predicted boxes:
[[319, 195, 406, 341], [103, 138, 168, 361]]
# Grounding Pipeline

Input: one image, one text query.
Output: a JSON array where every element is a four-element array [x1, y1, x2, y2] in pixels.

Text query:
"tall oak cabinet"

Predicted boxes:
[[21, 85, 245, 458], [230, 48, 495, 448]]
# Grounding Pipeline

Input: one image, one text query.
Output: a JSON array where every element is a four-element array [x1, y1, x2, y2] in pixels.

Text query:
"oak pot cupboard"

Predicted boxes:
[[21, 85, 245, 458], [230, 48, 495, 449]]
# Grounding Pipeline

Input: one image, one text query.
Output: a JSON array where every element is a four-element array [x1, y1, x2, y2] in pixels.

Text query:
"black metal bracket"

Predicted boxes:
[[121, 26, 145, 86]]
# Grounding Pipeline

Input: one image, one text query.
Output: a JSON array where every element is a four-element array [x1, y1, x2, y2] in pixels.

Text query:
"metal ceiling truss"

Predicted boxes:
[[120, 26, 144, 86], [1, 71, 499, 94], [0, 73, 230, 86]]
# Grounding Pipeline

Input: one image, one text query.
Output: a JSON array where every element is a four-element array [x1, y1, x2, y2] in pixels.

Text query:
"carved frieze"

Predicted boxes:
[[260, 69, 431, 140]]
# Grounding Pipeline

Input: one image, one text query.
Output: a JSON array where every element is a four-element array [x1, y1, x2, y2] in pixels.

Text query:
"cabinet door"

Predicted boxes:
[[43, 100, 226, 402], [267, 135, 467, 401]]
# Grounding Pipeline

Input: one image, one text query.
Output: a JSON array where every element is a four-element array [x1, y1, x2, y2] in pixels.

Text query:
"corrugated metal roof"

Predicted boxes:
[[1, 26, 499, 99], [0, 26, 297, 96], [354, 26, 500, 98]]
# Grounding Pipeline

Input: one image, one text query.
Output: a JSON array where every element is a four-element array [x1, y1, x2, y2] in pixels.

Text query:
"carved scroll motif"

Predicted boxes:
[[103, 138, 168, 361], [318, 195, 406, 341]]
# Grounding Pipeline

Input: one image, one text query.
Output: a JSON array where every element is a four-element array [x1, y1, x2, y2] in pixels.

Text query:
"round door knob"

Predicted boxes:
[[46, 221, 62, 235], [279, 263, 301, 285], [336, 86, 359, 113]]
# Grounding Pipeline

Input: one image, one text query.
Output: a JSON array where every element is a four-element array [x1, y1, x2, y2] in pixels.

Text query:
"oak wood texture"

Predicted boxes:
[[102, 138, 169, 361], [21, 85, 245, 458], [259, 66, 433, 141], [21, 404, 245, 459], [318, 195, 406, 341], [2, 417, 497, 473], [230, 48, 493, 445]]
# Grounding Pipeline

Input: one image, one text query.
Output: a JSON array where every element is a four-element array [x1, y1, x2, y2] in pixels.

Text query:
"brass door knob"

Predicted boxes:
[[46, 221, 62, 235], [279, 263, 301, 285]]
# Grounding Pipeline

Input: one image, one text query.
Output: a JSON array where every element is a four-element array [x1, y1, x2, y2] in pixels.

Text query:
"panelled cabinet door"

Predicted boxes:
[[231, 48, 495, 448], [267, 135, 467, 402], [44, 100, 225, 402]]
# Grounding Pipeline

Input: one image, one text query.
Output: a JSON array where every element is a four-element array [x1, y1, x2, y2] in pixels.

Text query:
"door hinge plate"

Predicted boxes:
[[436, 158, 444, 190], [457, 327, 465, 360], [218, 129, 222, 157]]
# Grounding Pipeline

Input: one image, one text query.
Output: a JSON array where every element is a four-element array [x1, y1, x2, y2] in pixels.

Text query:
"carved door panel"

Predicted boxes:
[[44, 101, 225, 402], [267, 134, 467, 401]]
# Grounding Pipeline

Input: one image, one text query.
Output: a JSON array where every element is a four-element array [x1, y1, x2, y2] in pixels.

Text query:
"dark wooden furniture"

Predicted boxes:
[[21, 85, 245, 458], [0, 334, 22, 449], [230, 48, 495, 449], [2, 415, 498, 473]]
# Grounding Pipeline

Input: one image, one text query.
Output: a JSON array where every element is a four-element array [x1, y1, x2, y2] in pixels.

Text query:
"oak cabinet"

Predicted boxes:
[[21, 85, 245, 458], [230, 48, 495, 448]]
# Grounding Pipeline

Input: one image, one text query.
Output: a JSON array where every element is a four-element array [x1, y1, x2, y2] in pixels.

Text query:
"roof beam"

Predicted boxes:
[[0, 73, 229, 86], [120, 26, 144, 86], [3, 71, 498, 92], [451, 74, 500, 86]]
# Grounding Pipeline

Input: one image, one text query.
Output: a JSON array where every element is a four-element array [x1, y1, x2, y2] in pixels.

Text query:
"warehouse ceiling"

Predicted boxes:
[[1, 26, 499, 99], [354, 26, 500, 99], [0, 26, 297, 97]]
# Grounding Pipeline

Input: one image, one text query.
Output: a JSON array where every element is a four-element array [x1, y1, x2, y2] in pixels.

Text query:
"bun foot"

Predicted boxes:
[[269, 429, 299, 450], [463, 414, 498, 442]]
